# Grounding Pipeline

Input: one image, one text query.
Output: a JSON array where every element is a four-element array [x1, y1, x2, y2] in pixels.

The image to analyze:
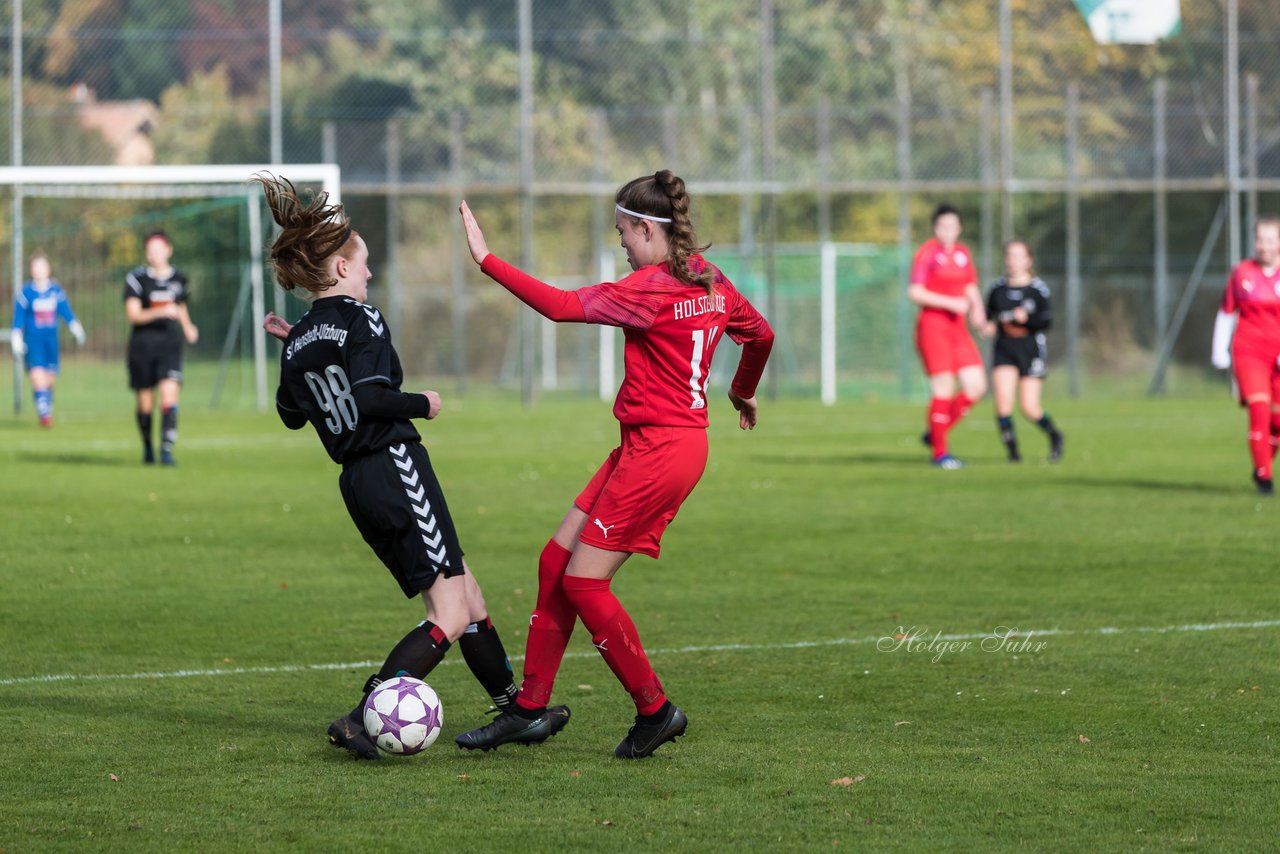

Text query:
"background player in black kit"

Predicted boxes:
[[253, 173, 564, 760], [983, 239, 1064, 463], [123, 231, 198, 465]]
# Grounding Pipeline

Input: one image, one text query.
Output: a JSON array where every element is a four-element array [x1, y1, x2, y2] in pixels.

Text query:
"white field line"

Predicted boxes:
[[2, 619, 1278, 688]]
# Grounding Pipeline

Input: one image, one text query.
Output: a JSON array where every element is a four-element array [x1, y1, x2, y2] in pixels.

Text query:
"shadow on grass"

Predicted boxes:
[[16, 452, 132, 467], [751, 452, 933, 467], [1052, 475, 1246, 496]]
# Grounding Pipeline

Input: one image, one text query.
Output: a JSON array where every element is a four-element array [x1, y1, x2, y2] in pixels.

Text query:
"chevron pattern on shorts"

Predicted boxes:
[[389, 443, 450, 567]]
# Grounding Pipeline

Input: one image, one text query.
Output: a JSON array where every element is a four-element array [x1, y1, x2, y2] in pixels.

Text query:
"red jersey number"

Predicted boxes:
[[689, 326, 720, 409]]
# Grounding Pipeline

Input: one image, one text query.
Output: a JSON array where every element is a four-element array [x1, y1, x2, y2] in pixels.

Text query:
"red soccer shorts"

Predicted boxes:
[[574, 424, 708, 558], [1232, 344, 1280, 402], [916, 313, 983, 377]]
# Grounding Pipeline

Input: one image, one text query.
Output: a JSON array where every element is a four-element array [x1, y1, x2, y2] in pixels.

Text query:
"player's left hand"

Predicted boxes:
[[458, 201, 491, 266], [422, 390, 443, 420], [185, 324, 200, 345], [69, 320, 86, 346], [728, 390, 758, 430], [263, 312, 293, 341]]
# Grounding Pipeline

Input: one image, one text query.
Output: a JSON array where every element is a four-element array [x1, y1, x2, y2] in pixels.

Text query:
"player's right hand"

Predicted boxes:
[[1211, 352, 1231, 370], [263, 312, 293, 341], [422, 390, 443, 420], [9, 330, 24, 357], [458, 201, 491, 266]]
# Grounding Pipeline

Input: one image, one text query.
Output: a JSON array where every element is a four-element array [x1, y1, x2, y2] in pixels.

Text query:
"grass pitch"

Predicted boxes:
[[0, 362, 1276, 851]]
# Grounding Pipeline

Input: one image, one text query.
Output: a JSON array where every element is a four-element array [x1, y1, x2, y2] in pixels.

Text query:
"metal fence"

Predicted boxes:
[[2, 0, 1273, 407]]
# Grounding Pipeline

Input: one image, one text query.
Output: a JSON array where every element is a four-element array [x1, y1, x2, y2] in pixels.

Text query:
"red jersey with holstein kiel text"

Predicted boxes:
[[575, 256, 772, 428], [1221, 259, 1280, 355], [478, 253, 774, 428]]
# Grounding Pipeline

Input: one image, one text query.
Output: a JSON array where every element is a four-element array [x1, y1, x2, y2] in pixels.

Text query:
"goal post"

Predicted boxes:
[[3, 163, 340, 413]]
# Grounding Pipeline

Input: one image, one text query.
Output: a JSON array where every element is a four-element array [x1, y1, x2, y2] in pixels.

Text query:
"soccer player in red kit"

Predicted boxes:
[[1211, 216, 1280, 495], [909, 204, 988, 468], [454, 170, 774, 758]]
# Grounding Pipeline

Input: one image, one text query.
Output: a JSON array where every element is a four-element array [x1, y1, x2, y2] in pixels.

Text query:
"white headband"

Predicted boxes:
[[616, 203, 672, 224]]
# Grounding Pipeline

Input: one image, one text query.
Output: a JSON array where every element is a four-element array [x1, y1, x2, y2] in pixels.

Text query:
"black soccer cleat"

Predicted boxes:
[[1006, 444, 1022, 463], [327, 714, 380, 760], [454, 705, 571, 751], [143, 446, 156, 465], [1048, 431, 1064, 463], [614, 703, 688, 759], [1253, 470, 1274, 497]]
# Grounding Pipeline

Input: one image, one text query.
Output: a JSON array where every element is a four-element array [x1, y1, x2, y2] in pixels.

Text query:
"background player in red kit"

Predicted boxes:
[[253, 174, 555, 760], [1212, 216, 1280, 495], [908, 204, 988, 469], [454, 170, 774, 759]]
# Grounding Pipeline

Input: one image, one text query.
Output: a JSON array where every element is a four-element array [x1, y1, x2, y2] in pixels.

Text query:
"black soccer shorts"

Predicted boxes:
[[127, 332, 184, 389], [339, 441, 465, 598], [992, 334, 1047, 379]]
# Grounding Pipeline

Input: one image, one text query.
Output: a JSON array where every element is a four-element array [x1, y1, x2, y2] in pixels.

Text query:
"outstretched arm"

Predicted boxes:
[[479, 255, 588, 322], [460, 201, 587, 322]]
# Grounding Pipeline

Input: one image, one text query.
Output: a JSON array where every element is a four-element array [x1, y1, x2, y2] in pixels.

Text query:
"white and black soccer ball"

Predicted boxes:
[[362, 676, 443, 755]]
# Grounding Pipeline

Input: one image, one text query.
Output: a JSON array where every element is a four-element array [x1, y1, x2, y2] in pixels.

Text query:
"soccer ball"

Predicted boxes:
[[362, 676, 443, 755]]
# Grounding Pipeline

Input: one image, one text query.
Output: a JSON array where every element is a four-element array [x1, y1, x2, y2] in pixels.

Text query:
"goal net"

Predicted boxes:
[[2, 164, 340, 413]]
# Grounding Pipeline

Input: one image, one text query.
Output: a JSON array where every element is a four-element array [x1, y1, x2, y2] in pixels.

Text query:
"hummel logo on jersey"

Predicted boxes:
[[593, 518, 614, 539], [594, 637, 609, 652], [361, 305, 385, 337]]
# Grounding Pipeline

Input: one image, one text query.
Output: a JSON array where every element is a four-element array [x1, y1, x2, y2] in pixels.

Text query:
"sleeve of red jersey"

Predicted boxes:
[[725, 287, 775, 399], [1221, 267, 1239, 314], [574, 271, 668, 330], [479, 254, 587, 322]]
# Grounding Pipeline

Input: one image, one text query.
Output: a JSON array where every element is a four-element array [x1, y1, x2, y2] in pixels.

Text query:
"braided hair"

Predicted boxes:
[[615, 170, 714, 294], [252, 172, 356, 295]]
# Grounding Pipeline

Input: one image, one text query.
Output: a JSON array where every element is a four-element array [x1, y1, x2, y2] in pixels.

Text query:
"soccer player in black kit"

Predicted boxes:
[[254, 173, 566, 760], [124, 231, 199, 465], [983, 239, 1064, 463]]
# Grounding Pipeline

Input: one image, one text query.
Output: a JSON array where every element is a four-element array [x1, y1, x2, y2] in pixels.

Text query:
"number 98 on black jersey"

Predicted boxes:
[[275, 297, 422, 465]]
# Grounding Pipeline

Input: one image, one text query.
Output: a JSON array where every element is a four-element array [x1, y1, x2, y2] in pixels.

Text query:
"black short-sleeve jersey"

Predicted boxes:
[[275, 296, 422, 465], [124, 266, 189, 338], [986, 277, 1052, 337]]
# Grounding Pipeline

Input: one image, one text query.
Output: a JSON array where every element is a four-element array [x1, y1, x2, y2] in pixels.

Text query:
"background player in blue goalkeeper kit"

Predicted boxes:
[[983, 239, 1064, 463], [123, 231, 198, 465], [11, 251, 85, 428]]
